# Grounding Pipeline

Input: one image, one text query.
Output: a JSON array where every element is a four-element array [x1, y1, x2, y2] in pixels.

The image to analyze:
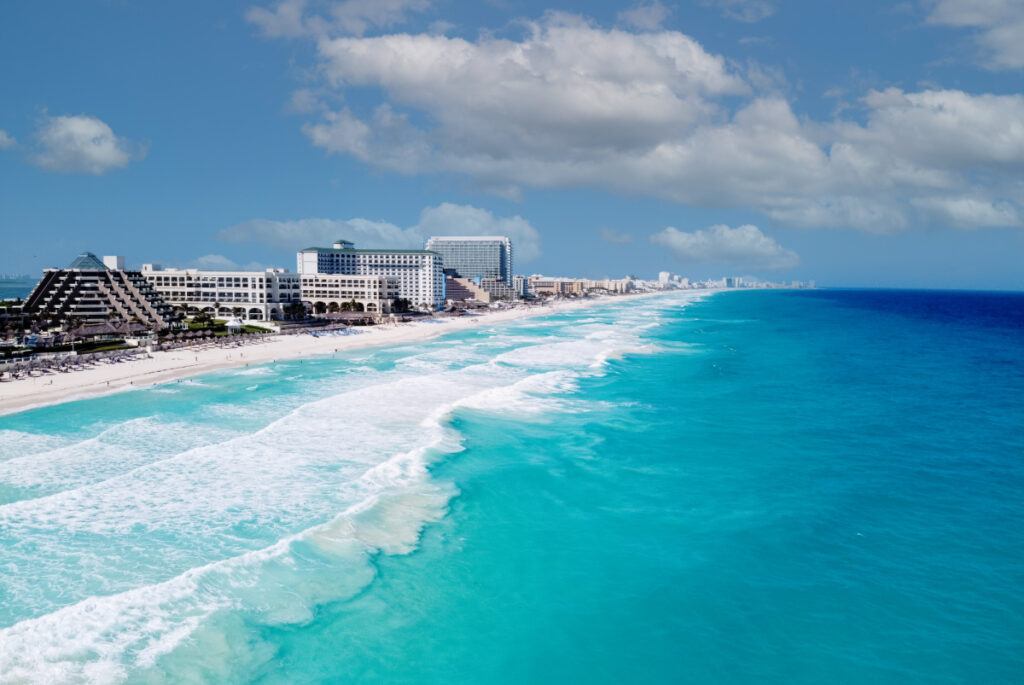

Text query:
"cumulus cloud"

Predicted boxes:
[[651, 224, 799, 269], [253, 8, 1024, 232], [30, 114, 144, 174], [0, 130, 15, 150], [924, 0, 1024, 69], [218, 202, 543, 262], [599, 228, 635, 243], [617, 1, 672, 31]]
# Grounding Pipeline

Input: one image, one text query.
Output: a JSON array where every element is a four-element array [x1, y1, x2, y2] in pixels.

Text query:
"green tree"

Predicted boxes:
[[284, 302, 306, 320]]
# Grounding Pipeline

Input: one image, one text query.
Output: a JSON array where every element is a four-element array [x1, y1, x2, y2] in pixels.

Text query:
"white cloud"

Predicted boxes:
[[428, 20, 455, 35], [911, 195, 1021, 228], [651, 224, 799, 269], [254, 9, 1024, 232], [329, 0, 430, 36], [247, 0, 431, 38], [599, 228, 634, 243], [188, 254, 269, 271], [218, 202, 543, 262], [246, 0, 311, 37], [702, 0, 776, 23], [617, 1, 672, 31], [0, 130, 15, 150], [313, 13, 748, 162], [924, 0, 1024, 68], [30, 114, 143, 174], [303, 12, 748, 178], [287, 88, 327, 114]]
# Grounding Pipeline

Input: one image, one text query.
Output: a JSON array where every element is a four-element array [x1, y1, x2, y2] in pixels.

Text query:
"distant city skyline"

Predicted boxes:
[[1, 1, 1023, 290]]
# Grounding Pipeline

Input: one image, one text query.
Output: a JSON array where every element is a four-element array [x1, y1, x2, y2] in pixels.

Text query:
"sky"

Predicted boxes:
[[1, 0, 1023, 289]]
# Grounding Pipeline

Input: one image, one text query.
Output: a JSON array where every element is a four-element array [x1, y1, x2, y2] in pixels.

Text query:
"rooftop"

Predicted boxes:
[[301, 246, 439, 255], [425, 236, 510, 241], [67, 252, 109, 270]]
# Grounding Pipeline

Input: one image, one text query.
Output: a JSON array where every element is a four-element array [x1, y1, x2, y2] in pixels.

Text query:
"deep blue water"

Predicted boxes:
[[0, 289, 1021, 683]]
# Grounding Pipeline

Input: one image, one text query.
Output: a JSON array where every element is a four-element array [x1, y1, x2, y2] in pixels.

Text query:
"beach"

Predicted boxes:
[[0, 295, 653, 416]]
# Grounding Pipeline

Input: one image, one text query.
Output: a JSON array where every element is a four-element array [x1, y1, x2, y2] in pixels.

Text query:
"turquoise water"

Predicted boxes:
[[1, 290, 1022, 683]]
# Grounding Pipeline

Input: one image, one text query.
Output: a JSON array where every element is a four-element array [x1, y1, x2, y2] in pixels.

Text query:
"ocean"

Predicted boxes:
[[0, 279, 35, 301], [0, 289, 1022, 683]]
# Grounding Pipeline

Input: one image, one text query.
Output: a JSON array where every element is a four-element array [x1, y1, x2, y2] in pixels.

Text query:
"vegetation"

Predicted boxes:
[[3, 338, 129, 357], [339, 299, 364, 312], [191, 310, 214, 326], [286, 303, 306, 320]]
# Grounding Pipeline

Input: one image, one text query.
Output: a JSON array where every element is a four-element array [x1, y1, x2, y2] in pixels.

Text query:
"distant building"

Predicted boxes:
[[529, 277, 584, 297], [526, 276, 633, 297], [23, 252, 179, 330], [298, 239, 444, 310], [513, 274, 527, 298], [658, 271, 671, 285], [479, 277, 517, 301], [444, 277, 491, 304], [424, 236, 513, 287], [103, 255, 126, 270], [582, 278, 632, 294]]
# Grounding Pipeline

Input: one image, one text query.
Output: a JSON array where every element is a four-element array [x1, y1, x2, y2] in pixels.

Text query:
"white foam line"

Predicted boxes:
[[0, 364, 586, 683]]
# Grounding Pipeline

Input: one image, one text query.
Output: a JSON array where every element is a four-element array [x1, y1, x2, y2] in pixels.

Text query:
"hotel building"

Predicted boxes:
[[299, 273, 397, 315], [424, 236, 513, 287], [143, 265, 398, 319], [142, 265, 302, 321], [297, 240, 444, 311], [527, 276, 633, 297], [24, 253, 180, 329]]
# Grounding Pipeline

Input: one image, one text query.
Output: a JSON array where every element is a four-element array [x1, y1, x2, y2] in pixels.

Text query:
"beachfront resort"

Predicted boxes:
[[0, 233, 808, 387]]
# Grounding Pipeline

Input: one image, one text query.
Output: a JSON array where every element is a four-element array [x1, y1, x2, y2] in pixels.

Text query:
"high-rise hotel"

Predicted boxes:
[[424, 236, 513, 286], [297, 240, 445, 310]]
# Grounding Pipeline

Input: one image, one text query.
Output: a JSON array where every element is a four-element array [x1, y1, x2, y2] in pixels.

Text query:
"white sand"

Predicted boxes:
[[0, 294, 658, 416]]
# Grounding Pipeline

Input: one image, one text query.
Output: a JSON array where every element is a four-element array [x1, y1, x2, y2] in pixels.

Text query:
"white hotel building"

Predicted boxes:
[[142, 264, 397, 319], [297, 240, 445, 311], [142, 265, 302, 321]]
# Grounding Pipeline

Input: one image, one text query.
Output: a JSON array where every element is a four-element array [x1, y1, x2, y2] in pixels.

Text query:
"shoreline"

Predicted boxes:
[[0, 292, 675, 417]]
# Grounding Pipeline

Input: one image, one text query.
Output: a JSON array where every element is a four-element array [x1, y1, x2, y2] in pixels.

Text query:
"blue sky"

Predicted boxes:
[[1, 0, 1022, 289]]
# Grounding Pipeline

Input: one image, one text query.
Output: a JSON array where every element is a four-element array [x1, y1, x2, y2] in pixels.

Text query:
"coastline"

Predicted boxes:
[[0, 292, 673, 417]]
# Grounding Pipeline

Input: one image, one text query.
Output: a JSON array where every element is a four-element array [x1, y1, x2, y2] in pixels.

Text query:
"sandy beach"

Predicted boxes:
[[0, 294, 660, 417]]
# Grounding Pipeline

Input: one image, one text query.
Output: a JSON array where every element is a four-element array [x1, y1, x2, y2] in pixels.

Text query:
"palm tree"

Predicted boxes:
[[62, 314, 84, 351], [286, 302, 306, 320]]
